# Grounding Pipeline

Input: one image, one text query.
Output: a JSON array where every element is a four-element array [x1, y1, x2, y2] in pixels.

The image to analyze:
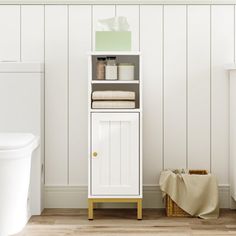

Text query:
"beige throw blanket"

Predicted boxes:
[[159, 170, 219, 219]]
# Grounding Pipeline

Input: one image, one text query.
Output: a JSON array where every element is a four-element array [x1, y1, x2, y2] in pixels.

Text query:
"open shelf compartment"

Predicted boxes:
[[91, 54, 140, 82], [89, 52, 141, 111]]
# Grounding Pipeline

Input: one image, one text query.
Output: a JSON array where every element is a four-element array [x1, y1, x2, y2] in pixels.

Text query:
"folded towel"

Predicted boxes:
[[92, 91, 135, 101], [92, 101, 135, 109]]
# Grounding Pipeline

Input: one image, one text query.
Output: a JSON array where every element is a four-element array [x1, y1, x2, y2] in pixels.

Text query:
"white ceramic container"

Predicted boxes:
[[118, 63, 135, 81]]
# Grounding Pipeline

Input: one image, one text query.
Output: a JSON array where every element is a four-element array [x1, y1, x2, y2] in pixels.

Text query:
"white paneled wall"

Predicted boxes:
[[211, 5, 234, 184], [0, 5, 20, 61], [140, 5, 163, 184], [0, 4, 235, 206], [21, 5, 44, 61], [164, 5, 187, 169], [45, 6, 68, 185], [187, 5, 211, 169], [68, 5, 91, 185]]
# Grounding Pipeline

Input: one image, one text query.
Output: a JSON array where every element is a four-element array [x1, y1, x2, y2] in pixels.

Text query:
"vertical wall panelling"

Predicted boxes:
[[140, 5, 163, 184], [21, 5, 44, 61], [163, 5, 187, 169], [68, 5, 91, 186], [92, 5, 115, 50], [45, 5, 68, 186], [211, 5, 234, 184], [187, 6, 211, 170], [0, 5, 20, 61], [116, 5, 139, 51], [21, 5, 45, 213], [235, 5, 236, 64]]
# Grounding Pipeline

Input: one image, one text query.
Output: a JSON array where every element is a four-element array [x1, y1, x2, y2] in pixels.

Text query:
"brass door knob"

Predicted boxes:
[[92, 152, 98, 157]]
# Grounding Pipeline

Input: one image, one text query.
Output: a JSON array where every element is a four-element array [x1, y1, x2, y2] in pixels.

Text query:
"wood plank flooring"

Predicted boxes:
[[16, 209, 236, 236]]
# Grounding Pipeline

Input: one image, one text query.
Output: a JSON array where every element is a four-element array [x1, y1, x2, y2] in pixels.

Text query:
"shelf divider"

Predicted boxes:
[[91, 80, 139, 84]]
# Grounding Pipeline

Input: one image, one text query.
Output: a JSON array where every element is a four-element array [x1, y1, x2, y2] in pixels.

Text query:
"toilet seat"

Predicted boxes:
[[0, 133, 39, 159], [0, 133, 36, 150]]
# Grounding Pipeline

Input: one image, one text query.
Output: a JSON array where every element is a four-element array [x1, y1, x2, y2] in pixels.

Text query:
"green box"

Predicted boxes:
[[95, 31, 131, 51]]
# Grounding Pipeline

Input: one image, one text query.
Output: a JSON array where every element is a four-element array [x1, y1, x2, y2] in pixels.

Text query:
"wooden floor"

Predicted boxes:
[[16, 209, 236, 236]]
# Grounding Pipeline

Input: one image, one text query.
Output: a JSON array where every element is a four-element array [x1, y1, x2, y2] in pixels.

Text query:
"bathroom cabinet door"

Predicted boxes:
[[91, 113, 139, 196]]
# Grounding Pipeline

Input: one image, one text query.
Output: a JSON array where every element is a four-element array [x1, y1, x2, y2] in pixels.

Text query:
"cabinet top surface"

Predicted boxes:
[[88, 51, 141, 56]]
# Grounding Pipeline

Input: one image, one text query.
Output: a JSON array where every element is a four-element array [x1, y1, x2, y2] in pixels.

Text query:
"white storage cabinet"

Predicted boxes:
[[88, 52, 142, 220]]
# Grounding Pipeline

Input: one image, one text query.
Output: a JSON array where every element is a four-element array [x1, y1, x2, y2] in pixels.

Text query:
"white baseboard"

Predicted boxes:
[[44, 184, 231, 209]]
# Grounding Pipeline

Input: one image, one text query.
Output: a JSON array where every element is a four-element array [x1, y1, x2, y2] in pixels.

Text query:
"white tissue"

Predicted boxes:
[[97, 16, 130, 31]]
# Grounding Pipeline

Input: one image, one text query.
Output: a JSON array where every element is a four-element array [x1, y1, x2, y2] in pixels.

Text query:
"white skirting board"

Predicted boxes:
[[44, 185, 231, 209]]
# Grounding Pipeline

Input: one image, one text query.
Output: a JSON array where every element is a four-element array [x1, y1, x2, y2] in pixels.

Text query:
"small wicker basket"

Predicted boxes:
[[165, 169, 208, 217]]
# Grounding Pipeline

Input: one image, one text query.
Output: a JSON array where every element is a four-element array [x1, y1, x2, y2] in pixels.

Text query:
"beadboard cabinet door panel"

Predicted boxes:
[[187, 6, 211, 170], [116, 5, 139, 51], [45, 6, 68, 186], [91, 113, 139, 196], [140, 5, 163, 184], [92, 5, 115, 51], [163, 5, 187, 169], [211, 5, 234, 184], [0, 6, 20, 61], [21, 5, 44, 62], [68, 5, 91, 186]]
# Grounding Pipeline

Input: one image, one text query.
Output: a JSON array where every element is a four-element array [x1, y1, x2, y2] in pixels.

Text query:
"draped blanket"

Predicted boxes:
[[159, 170, 219, 219]]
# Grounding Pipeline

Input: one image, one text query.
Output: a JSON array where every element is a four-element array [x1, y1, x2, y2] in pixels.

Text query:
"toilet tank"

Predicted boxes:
[[0, 62, 44, 216]]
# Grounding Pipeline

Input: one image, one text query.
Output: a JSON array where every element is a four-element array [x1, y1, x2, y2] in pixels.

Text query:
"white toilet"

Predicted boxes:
[[0, 133, 39, 236]]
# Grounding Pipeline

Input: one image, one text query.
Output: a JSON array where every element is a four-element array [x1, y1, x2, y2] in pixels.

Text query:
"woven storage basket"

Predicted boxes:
[[166, 170, 208, 217]]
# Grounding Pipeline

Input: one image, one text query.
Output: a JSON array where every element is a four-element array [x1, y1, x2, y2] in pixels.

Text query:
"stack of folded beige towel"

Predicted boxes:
[[92, 91, 135, 109]]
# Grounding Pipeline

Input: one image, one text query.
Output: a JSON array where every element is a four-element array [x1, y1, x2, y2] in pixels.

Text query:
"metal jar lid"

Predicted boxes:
[[97, 57, 106, 61], [107, 56, 116, 60]]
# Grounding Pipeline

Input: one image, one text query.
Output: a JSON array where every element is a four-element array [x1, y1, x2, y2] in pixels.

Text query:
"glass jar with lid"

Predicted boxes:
[[96, 57, 106, 80], [105, 57, 118, 80]]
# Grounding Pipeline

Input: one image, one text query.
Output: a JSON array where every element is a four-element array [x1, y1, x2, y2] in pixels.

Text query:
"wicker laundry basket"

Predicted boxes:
[[166, 170, 208, 217]]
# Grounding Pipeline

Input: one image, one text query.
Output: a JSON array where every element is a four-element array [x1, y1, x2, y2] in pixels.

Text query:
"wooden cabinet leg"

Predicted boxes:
[[137, 199, 142, 220], [88, 199, 94, 220]]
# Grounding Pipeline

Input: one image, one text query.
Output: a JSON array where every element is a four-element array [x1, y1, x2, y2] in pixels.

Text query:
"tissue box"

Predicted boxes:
[[95, 31, 131, 51]]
